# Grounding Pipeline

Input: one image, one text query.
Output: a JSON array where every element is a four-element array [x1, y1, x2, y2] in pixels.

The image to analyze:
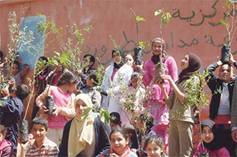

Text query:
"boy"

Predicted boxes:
[[81, 74, 101, 111], [25, 117, 58, 157]]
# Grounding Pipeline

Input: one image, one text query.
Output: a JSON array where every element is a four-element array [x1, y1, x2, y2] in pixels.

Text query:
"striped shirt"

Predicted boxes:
[[25, 138, 58, 157]]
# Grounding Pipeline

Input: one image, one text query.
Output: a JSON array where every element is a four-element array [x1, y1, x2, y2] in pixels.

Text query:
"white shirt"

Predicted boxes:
[[218, 83, 230, 115]]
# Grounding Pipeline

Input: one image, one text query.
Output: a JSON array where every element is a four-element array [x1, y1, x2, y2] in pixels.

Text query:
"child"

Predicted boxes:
[[97, 128, 138, 157], [1, 84, 29, 156], [0, 124, 12, 157], [193, 119, 230, 157], [81, 73, 101, 112], [25, 117, 58, 156], [143, 135, 167, 157], [110, 112, 122, 130]]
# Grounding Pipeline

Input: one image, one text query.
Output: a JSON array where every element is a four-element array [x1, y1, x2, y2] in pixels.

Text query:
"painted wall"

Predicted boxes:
[[0, 0, 235, 68]]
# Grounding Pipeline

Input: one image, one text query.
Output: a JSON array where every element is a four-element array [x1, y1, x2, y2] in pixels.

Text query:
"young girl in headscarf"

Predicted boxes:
[[58, 93, 110, 157], [160, 53, 202, 157], [193, 119, 230, 157]]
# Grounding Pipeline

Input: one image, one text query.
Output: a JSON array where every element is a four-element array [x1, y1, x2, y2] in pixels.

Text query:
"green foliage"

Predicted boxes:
[[135, 15, 145, 23], [185, 71, 209, 108], [80, 107, 110, 124], [37, 20, 60, 34], [154, 9, 172, 25], [95, 63, 105, 86], [99, 108, 110, 123], [122, 94, 136, 112], [4, 11, 35, 81], [137, 40, 149, 49], [219, 19, 229, 27], [81, 107, 92, 120], [172, 71, 209, 119]]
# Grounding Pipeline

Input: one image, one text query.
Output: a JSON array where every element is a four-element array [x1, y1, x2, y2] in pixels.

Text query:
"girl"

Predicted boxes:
[[0, 125, 12, 157], [36, 70, 77, 145], [101, 49, 133, 125], [120, 72, 146, 121], [143, 37, 178, 149], [59, 94, 110, 157], [193, 119, 230, 157], [97, 128, 138, 157], [161, 53, 202, 157], [143, 135, 167, 157]]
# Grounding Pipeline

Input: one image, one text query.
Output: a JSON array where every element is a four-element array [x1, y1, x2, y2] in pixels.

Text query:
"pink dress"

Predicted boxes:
[[143, 56, 178, 148], [143, 56, 178, 86], [48, 86, 72, 129], [0, 139, 12, 157]]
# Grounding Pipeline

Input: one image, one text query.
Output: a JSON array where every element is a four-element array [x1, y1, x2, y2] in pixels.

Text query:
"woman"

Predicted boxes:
[[161, 53, 201, 157], [101, 49, 133, 125], [59, 93, 110, 157], [36, 70, 77, 145]]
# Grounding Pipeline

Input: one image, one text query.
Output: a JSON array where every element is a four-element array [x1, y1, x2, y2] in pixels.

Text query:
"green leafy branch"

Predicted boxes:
[[173, 71, 209, 119], [4, 12, 35, 81], [130, 8, 148, 49], [154, 9, 172, 40], [185, 71, 209, 108], [218, 0, 237, 47]]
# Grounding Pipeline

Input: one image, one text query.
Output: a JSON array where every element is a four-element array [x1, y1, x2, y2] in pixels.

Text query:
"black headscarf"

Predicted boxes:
[[178, 53, 201, 83], [113, 62, 124, 69], [203, 126, 223, 150], [112, 49, 124, 69]]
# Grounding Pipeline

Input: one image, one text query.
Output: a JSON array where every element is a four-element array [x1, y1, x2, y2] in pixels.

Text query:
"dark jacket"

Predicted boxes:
[[206, 63, 235, 120], [58, 116, 110, 157], [0, 97, 24, 155]]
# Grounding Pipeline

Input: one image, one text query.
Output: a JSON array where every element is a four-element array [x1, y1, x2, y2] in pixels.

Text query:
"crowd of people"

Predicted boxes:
[[0, 37, 236, 157]]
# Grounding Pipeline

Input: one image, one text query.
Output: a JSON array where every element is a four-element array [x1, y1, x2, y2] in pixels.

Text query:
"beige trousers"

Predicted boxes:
[[168, 120, 193, 157], [47, 128, 63, 146]]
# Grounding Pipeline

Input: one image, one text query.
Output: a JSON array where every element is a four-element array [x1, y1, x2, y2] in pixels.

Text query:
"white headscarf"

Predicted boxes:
[[68, 93, 95, 157]]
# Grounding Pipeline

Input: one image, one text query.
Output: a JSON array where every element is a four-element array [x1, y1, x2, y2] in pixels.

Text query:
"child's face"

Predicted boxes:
[[31, 124, 47, 142], [75, 99, 88, 117], [66, 82, 78, 93], [152, 42, 163, 55], [86, 78, 94, 87], [146, 142, 162, 157], [201, 126, 214, 143], [0, 131, 5, 142], [131, 76, 140, 88], [110, 132, 129, 155]]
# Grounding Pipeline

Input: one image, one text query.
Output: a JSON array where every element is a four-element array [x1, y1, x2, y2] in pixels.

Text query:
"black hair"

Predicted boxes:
[[112, 49, 124, 58], [83, 54, 96, 64], [31, 117, 48, 130], [131, 72, 141, 79], [13, 60, 21, 70], [110, 112, 121, 126], [143, 135, 164, 152], [134, 46, 143, 65], [0, 50, 4, 62], [57, 70, 78, 86], [87, 73, 98, 86], [38, 56, 48, 63], [109, 128, 130, 141], [16, 84, 30, 100], [139, 113, 154, 133]]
